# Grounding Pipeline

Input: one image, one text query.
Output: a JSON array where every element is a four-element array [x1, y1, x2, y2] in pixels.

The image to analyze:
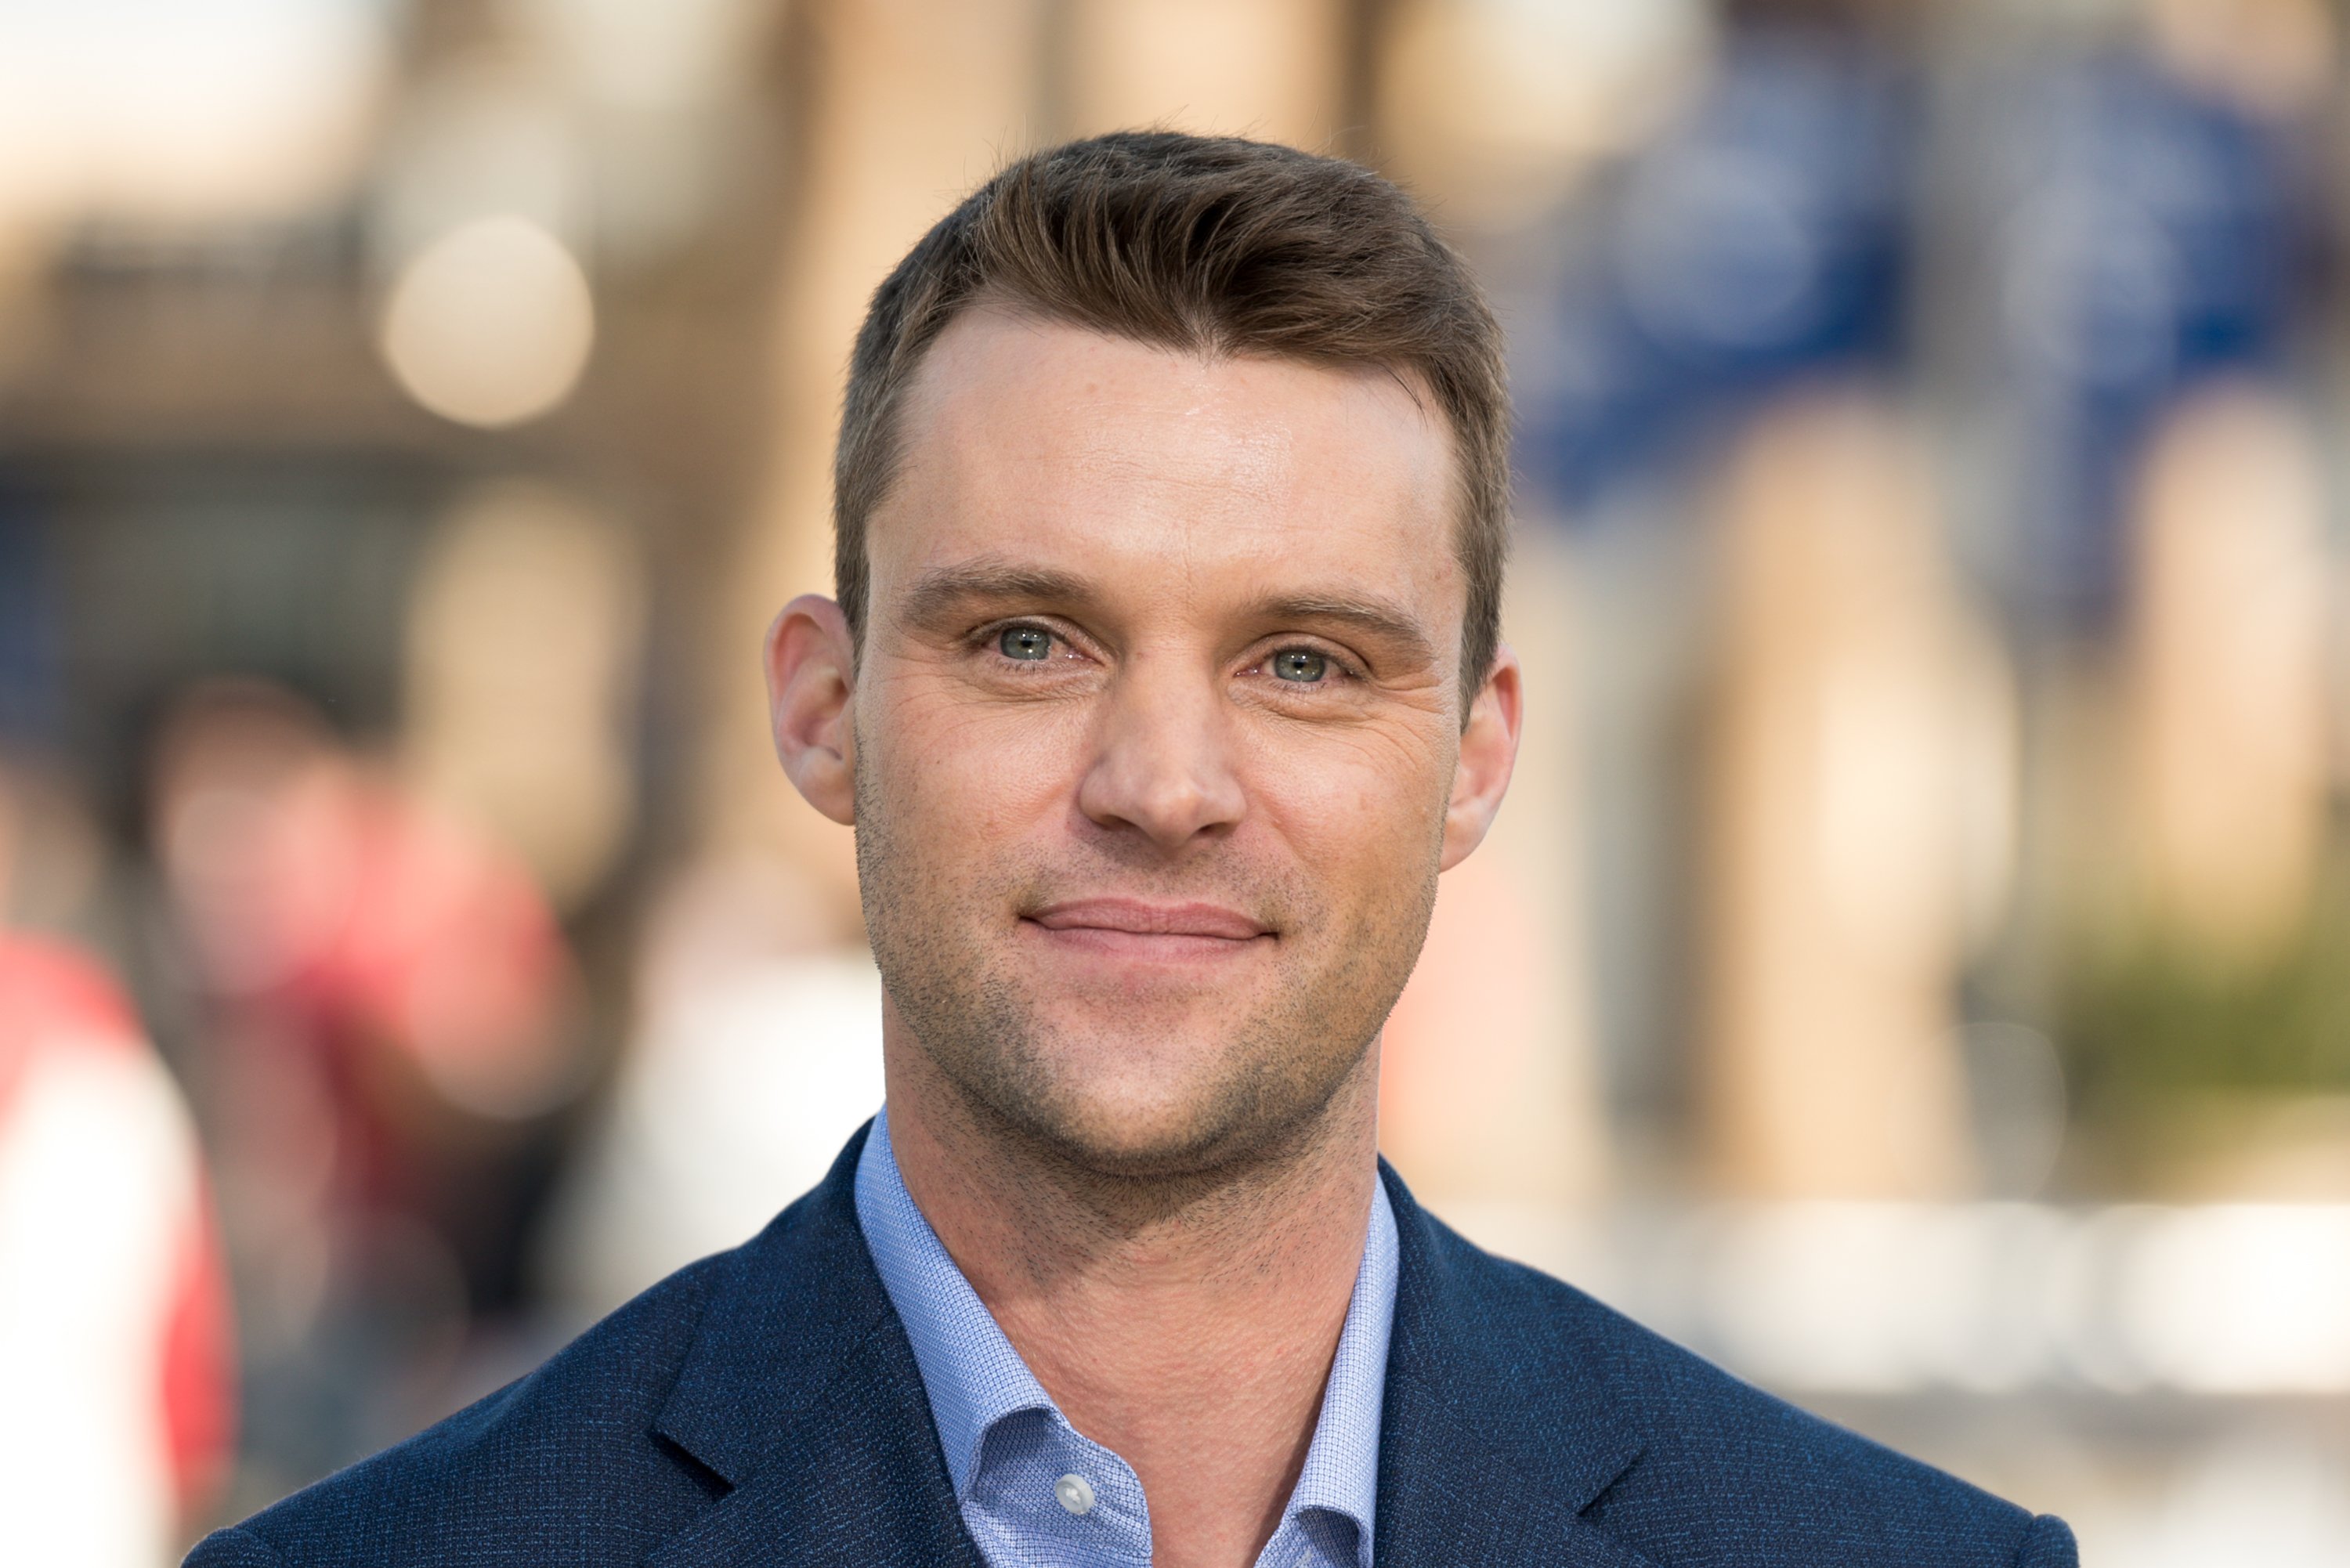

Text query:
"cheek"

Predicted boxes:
[[868, 685, 1091, 849], [1242, 725, 1452, 886]]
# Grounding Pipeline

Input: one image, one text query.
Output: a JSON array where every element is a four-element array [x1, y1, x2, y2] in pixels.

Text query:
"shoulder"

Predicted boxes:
[[187, 1249, 737, 1567], [1413, 1210, 2077, 1566], [186, 1125, 901, 1568]]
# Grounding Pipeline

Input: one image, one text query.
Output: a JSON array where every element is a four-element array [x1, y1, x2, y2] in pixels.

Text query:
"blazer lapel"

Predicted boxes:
[[642, 1339, 981, 1568], [1374, 1164, 1663, 1567], [642, 1123, 985, 1568]]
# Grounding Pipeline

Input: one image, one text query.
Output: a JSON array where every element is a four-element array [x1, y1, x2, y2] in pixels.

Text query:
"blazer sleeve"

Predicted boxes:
[[183, 1526, 289, 1567], [2010, 1513, 2080, 1567]]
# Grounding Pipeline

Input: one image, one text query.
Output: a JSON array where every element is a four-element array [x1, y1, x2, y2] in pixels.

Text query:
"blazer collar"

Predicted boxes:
[[642, 1127, 1654, 1566], [646, 1121, 983, 1566], [1374, 1161, 1660, 1566]]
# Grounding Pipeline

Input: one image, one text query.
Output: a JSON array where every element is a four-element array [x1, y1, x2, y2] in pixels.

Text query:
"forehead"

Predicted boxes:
[[872, 308, 1462, 624]]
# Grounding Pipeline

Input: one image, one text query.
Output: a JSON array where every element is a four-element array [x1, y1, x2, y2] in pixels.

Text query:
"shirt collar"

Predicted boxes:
[[1289, 1160, 1397, 1557], [853, 1105, 1398, 1562], [855, 1107, 1057, 1497]]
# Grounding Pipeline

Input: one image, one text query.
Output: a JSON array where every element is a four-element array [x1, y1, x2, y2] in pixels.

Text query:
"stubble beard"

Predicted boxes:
[[851, 755, 1441, 1186]]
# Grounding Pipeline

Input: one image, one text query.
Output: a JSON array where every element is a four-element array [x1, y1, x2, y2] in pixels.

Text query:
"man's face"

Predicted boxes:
[[839, 308, 1502, 1176]]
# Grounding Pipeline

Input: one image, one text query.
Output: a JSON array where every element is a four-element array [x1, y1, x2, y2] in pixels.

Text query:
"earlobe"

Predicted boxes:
[[764, 594, 859, 826], [1438, 644, 1523, 871]]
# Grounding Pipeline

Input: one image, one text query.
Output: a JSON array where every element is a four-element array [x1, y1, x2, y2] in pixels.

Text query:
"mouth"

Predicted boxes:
[[1021, 896, 1274, 961]]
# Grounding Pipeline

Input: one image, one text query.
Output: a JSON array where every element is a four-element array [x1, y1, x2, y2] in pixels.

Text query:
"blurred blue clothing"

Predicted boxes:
[[184, 1122, 2077, 1566], [854, 1106, 1397, 1567]]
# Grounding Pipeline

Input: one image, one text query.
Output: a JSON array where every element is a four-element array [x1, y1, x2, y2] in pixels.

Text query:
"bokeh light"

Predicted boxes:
[[377, 215, 595, 428]]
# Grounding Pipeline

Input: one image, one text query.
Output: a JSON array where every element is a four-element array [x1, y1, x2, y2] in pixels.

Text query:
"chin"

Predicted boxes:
[[998, 1033, 1338, 1180], [889, 948, 1381, 1180], [1011, 1063, 1243, 1174]]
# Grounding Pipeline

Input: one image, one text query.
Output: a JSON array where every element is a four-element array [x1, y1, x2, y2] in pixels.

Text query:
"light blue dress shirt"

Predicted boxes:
[[855, 1107, 1399, 1568]]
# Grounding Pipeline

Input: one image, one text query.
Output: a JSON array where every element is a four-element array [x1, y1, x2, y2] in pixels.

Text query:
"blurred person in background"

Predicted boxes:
[[187, 133, 2073, 1568], [0, 752, 237, 1565], [540, 852, 886, 1313], [147, 681, 586, 1500]]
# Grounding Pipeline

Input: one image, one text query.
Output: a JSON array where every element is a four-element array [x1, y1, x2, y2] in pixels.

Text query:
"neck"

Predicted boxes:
[[883, 1029, 1381, 1568]]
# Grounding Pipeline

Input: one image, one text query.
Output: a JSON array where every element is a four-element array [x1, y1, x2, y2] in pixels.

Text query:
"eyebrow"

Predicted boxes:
[[893, 559, 1101, 632], [1250, 591, 1439, 667]]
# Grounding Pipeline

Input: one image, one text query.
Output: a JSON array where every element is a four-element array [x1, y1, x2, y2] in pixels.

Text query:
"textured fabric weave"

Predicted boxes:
[[855, 1107, 1395, 1568], [184, 1121, 2080, 1566]]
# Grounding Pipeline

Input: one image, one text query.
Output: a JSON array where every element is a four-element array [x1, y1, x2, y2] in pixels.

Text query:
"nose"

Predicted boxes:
[[1075, 655, 1246, 851]]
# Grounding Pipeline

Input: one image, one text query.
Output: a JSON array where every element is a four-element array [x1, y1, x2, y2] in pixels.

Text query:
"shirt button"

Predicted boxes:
[[1054, 1472, 1096, 1516]]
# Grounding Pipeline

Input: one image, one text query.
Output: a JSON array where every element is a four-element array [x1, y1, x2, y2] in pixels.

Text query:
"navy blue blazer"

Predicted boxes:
[[188, 1123, 2077, 1566]]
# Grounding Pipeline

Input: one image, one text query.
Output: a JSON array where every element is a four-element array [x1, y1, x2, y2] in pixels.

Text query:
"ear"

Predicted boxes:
[[1439, 641, 1522, 871], [764, 594, 859, 826]]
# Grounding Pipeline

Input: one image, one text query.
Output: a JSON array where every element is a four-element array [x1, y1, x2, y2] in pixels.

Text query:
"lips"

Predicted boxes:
[[1024, 897, 1271, 942]]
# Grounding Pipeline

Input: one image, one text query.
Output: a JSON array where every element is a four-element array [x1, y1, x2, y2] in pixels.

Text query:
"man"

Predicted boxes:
[[190, 133, 2077, 1567]]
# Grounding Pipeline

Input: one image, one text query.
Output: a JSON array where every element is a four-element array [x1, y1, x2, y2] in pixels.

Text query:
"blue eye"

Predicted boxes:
[[1271, 648, 1328, 682], [998, 626, 1054, 661]]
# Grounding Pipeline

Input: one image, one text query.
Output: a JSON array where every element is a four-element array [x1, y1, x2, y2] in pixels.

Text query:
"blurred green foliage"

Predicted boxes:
[[2060, 860, 2350, 1131]]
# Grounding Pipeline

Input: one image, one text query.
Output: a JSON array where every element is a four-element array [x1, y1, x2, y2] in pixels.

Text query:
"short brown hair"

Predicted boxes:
[[833, 131, 1511, 710]]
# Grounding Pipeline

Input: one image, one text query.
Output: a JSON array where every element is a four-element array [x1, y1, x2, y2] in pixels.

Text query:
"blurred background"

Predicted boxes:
[[4, 0, 2349, 1560]]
